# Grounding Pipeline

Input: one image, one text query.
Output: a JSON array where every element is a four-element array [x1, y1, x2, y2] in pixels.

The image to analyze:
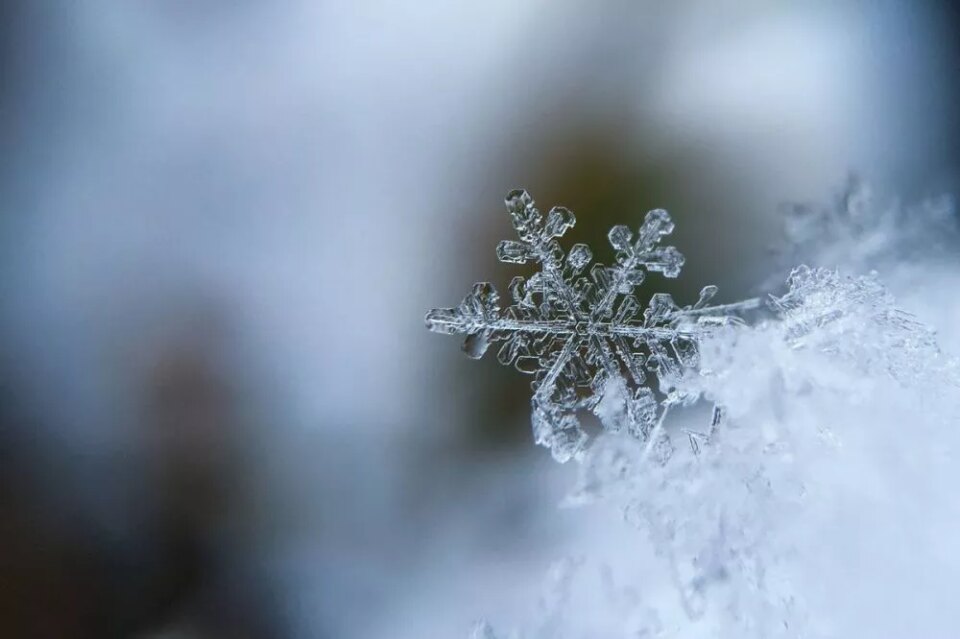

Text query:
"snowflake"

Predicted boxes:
[[426, 190, 759, 462]]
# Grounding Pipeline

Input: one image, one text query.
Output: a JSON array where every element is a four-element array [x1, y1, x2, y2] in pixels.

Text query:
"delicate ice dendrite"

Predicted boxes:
[[426, 190, 759, 461]]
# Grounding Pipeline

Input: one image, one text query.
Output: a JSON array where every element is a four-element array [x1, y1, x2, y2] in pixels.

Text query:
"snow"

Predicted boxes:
[[429, 186, 960, 638]]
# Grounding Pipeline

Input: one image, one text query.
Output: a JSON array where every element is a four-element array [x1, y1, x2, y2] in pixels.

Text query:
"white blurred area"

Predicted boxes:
[[0, 2, 956, 637]]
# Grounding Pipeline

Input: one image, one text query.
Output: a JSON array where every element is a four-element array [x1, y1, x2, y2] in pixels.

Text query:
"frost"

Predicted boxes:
[[426, 190, 759, 462]]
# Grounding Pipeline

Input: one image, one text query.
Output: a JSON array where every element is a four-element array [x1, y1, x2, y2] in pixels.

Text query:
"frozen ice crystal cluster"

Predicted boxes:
[[425, 190, 759, 462]]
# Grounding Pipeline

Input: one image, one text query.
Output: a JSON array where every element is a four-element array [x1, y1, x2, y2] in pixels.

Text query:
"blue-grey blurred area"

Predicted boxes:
[[0, 2, 957, 637]]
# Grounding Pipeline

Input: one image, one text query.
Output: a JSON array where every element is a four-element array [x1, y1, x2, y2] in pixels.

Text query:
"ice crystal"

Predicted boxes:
[[770, 265, 942, 383], [426, 190, 759, 462]]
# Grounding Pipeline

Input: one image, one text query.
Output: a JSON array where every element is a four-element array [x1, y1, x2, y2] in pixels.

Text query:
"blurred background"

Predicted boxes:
[[0, 1, 958, 637]]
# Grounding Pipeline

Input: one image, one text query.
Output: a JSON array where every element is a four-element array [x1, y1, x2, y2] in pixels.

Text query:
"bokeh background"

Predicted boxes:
[[1, 2, 958, 637]]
